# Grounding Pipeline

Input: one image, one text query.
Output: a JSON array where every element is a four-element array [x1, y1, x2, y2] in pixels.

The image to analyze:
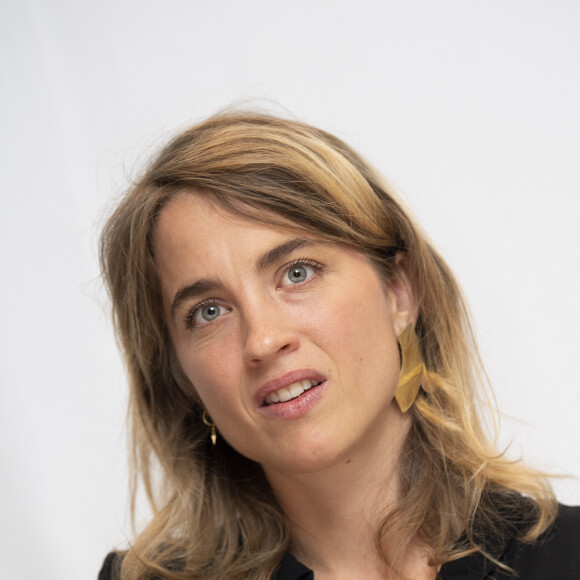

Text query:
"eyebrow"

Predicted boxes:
[[170, 237, 317, 318], [171, 279, 225, 318], [255, 237, 316, 273]]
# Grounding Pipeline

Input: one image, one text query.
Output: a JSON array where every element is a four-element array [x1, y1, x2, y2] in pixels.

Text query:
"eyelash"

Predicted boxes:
[[183, 258, 326, 330]]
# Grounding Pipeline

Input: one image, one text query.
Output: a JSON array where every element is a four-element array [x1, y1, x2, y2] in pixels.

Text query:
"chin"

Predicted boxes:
[[257, 435, 360, 477]]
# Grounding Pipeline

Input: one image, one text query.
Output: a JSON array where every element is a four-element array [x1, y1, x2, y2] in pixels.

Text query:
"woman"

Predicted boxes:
[[99, 112, 579, 579]]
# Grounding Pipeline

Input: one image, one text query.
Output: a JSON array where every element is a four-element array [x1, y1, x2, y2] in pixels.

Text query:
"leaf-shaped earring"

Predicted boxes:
[[394, 323, 425, 413]]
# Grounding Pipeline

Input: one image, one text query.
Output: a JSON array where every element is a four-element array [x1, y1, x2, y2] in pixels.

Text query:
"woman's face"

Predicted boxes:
[[155, 193, 414, 476]]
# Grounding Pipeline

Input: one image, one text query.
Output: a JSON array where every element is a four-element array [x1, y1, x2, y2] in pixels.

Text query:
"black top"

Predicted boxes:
[[99, 505, 580, 579]]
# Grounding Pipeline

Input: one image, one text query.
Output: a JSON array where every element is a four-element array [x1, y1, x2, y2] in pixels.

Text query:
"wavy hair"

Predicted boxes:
[[100, 112, 556, 579]]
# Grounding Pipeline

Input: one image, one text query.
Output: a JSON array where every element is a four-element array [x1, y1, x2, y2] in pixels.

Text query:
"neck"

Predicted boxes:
[[264, 404, 429, 579]]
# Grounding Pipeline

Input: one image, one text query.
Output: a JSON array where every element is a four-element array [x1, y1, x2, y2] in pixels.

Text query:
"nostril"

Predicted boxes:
[[242, 313, 300, 364]]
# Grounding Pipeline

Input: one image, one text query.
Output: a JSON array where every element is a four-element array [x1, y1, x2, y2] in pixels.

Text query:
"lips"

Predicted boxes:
[[264, 379, 321, 405], [256, 369, 326, 407]]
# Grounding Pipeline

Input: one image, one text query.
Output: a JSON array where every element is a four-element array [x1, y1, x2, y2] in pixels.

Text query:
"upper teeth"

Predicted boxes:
[[264, 379, 319, 405]]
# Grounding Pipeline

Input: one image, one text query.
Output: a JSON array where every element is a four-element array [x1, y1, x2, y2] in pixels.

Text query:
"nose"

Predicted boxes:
[[241, 299, 299, 367]]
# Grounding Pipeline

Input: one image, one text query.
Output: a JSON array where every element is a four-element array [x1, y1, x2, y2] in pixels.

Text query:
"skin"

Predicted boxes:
[[155, 192, 437, 579]]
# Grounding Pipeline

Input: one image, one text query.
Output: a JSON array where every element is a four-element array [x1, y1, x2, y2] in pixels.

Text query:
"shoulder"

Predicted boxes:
[[440, 503, 580, 580], [552, 504, 580, 539], [98, 550, 308, 580], [273, 552, 314, 580], [98, 552, 122, 580], [502, 504, 580, 579]]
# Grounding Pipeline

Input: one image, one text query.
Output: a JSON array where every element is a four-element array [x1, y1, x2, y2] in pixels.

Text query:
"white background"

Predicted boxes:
[[1, 1, 579, 578]]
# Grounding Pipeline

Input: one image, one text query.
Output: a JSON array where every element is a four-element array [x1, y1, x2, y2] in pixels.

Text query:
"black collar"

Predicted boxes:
[[275, 524, 522, 580]]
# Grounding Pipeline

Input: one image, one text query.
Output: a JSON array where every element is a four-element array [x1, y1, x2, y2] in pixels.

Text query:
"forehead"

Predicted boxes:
[[154, 192, 323, 256], [153, 193, 325, 280]]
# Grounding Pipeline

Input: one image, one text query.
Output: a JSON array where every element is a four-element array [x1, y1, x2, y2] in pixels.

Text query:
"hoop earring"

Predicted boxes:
[[394, 323, 425, 413], [202, 411, 217, 445]]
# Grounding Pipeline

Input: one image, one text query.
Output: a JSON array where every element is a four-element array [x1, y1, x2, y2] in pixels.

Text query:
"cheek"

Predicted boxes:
[[319, 284, 400, 382], [324, 284, 395, 349], [175, 340, 241, 410]]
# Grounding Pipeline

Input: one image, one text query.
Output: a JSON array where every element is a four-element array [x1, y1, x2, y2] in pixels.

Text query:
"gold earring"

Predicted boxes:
[[395, 323, 425, 413], [202, 411, 217, 445]]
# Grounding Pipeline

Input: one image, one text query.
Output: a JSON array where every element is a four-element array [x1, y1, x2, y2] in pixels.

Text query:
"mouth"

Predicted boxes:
[[263, 379, 322, 406], [256, 369, 327, 408]]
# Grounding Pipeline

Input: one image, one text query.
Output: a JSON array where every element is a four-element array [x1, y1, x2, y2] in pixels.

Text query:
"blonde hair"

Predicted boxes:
[[100, 112, 556, 579]]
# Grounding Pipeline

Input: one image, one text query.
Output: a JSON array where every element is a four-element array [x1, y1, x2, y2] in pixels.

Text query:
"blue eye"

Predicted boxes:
[[281, 261, 322, 286], [287, 265, 309, 284], [200, 305, 221, 321], [190, 303, 227, 327]]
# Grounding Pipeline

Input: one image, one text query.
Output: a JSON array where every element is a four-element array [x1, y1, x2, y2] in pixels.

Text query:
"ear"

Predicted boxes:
[[385, 253, 418, 337]]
